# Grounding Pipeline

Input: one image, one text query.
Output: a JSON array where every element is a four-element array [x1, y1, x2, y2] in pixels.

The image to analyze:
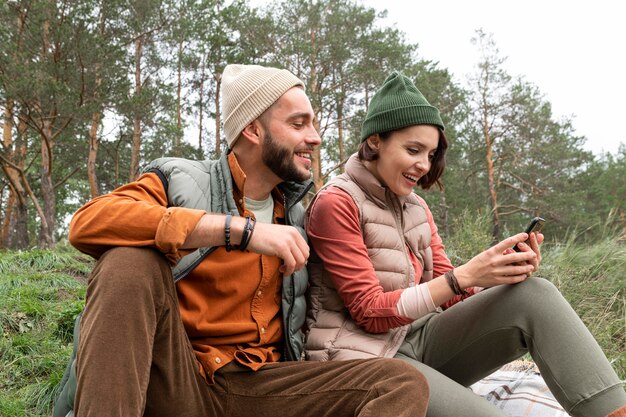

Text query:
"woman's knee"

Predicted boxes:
[[510, 277, 561, 303], [502, 278, 572, 325], [525, 276, 558, 292]]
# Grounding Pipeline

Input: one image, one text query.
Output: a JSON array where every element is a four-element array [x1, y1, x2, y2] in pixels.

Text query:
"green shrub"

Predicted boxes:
[[443, 209, 493, 264]]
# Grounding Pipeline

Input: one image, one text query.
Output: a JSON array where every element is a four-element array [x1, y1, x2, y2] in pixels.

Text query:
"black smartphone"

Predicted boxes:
[[513, 217, 545, 252]]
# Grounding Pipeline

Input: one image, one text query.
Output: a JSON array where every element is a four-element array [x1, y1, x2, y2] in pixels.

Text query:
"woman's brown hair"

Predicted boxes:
[[357, 126, 448, 190]]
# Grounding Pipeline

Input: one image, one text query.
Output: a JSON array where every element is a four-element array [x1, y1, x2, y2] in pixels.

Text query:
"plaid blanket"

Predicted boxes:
[[470, 364, 569, 417]]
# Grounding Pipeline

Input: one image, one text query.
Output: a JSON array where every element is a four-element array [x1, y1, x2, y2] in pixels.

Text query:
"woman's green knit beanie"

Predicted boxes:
[[360, 71, 444, 141]]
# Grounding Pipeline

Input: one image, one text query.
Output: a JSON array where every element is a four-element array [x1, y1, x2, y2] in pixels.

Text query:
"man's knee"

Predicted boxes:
[[386, 358, 430, 412], [88, 247, 172, 295], [99, 246, 168, 267], [371, 358, 429, 395], [388, 358, 428, 383]]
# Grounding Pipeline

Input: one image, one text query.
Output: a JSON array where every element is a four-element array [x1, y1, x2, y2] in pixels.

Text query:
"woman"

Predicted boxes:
[[304, 71, 626, 417]]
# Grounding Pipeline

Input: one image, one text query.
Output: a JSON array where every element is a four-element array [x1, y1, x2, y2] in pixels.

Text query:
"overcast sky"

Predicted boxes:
[[361, 0, 625, 155]]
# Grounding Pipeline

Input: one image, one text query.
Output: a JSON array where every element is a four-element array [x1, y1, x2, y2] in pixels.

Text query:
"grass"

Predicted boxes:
[[0, 248, 90, 417], [0, 228, 624, 415], [541, 234, 626, 378]]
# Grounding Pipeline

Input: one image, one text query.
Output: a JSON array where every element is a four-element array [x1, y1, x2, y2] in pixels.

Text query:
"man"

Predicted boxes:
[[57, 64, 429, 417]]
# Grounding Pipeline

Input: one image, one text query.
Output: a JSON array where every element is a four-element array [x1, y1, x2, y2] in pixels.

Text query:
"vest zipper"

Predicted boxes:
[[284, 181, 314, 213], [388, 192, 414, 288], [404, 241, 418, 286], [283, 191, 296, 361], [281, 181, 312, 361], [382, 194, 412, 357]]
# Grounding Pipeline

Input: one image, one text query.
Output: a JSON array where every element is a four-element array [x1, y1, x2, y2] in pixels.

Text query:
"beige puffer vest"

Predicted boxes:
[[305, 154, 433, 361]]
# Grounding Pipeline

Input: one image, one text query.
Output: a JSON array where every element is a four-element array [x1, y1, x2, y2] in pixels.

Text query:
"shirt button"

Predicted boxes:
[[257, 290, 262, 296], [260, 327, 266, 334], [215, 357, 221, 364]]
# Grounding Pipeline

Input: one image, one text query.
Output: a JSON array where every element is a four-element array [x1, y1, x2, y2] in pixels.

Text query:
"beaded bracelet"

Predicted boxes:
[[239, 216, 256, 251], [445, 270, 468, 296], [224, 213, 234, 252]]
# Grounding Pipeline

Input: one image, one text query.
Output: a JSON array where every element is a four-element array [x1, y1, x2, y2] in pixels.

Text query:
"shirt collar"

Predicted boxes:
[[227, 151, 247, 198], [227, 151, 285, 220]]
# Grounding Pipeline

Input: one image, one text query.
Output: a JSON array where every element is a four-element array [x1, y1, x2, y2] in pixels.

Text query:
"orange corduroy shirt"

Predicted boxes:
[[69, 153, 285, 382]]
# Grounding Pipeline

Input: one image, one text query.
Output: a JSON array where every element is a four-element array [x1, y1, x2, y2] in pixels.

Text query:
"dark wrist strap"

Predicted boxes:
[[445, 270, 468, 296], [224, 213, 234, 252], [239, 216, 256, 251]]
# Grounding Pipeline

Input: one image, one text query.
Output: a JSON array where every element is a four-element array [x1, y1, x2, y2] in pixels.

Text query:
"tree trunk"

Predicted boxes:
[[36, 17, 54, 248], [3, 191, 29, 249], [2, 99, 16, 246], [130, 36, 144, 181], [337, 85, 345, 174], [198, 72, 204, 156], [88, 109, 101, 198], [309, 27, 323, 191], [115, 134, 122, 185], [38, 119, 55, 248], [214, 72, 222, 157], [88, 12, 105, 197], [2, 191, 15, 247], [13, 110, 29, 248], [175, 40, 183, 157], [483, 107, 500, 240], [13, 200, 29, 248], [311, 115, 323, 191], [1, 12, 26, 247], [1, 100, 30, 249]]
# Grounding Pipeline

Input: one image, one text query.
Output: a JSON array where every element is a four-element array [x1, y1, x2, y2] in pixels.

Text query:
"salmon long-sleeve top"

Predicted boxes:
[[306, 187, 475, 334]]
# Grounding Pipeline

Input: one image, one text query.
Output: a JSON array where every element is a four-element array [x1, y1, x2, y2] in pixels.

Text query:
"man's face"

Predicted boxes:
[[259, 87, 321, 182]]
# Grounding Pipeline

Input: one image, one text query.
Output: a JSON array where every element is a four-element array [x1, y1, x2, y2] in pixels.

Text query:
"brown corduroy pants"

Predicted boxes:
[[74, 247, 429, 417]]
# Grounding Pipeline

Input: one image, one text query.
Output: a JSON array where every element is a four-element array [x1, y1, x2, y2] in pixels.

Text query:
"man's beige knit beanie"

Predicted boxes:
[[221, 64, 305, 148]]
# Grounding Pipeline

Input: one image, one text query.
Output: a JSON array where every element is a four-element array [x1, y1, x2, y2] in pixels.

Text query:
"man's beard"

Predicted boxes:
[[261, 132, 311, 182]]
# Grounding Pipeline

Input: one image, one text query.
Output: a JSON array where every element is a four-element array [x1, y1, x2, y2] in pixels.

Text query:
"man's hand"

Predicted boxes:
[[246, 222, 309, 276], [183, 214, 309, 276]]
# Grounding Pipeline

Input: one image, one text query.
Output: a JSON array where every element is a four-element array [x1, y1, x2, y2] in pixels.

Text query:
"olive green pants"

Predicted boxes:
[[395, 278, 626, 417]]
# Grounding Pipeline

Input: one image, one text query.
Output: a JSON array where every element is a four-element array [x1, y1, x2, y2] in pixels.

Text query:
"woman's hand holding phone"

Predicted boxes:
[[513, 217, 545, 252], [511, 217, 545, 274], [454, 233, 538, 290], [513, 231, 544, 273], [452, 217, 546, 290]]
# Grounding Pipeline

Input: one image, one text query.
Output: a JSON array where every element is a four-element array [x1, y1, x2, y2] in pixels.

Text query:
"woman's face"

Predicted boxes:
[[367, 124, 439, 196]]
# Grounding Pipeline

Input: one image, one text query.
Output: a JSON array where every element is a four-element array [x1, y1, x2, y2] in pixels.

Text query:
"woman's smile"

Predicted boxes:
[[367, 124, 440, 196]]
